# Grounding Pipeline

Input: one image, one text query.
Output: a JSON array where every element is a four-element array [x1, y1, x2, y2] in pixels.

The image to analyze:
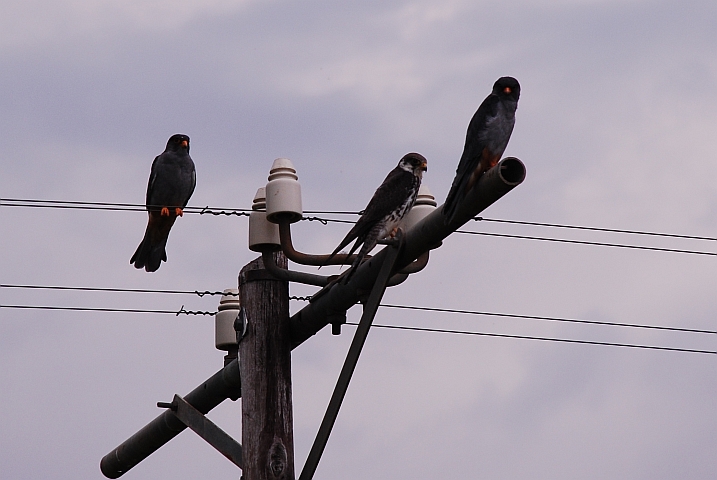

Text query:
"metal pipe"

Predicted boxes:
[[397, 250, 428, 274], [262, 251, 331, 287], [100, 359, 242, 478], [279, 218, 431, 273], [279, 221, 357, 266], [289, 157, 525, 348]]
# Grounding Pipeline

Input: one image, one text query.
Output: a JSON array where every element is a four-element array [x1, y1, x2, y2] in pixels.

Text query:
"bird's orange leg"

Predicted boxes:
[[379, 227, 403, 246], [160, 207, 170, 216], [467, 149, 501, 191], [175, 207, 184, 217]]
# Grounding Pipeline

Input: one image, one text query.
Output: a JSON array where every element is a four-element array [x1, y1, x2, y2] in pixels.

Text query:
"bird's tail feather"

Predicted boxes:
[[130, 230, 168, 272], [442, 178, 466, 225], [322, 226, 362, 267], [340, 234, 376, 284]]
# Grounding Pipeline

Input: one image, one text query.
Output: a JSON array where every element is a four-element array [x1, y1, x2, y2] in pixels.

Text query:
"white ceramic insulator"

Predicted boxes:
[[399, 184, 437, 232], [215, 288, 240, 351], [249, 187, 281, 252], [265, 157, 303, 224]]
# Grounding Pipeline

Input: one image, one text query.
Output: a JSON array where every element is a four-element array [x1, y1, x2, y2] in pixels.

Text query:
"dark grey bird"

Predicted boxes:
[[130, 134, 196, 272], [325, 153, 428, 282], [443, 76, 520, 224]]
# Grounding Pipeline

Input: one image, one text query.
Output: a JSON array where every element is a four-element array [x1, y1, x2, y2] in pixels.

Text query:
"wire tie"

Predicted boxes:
[[302, 216, 328, 225]]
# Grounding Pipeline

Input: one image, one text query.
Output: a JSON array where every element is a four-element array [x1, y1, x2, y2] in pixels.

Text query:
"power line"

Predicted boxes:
[[4, 197, 717, 242], [297, 219, 717, 257], [4, 198, 717, 256], [0, 198, 351, 218], [1, 303, 713, 355], [4, 286, 716, 336], [0, 198, 252, 216], [379, 303, 717, 335], [475, 216, 717, 242], [350, 322, 717, 355], [0, 284, 234, 297], [455, 230, 717, 257], [0, 198, 348, 222], [0, 304, 215, 316]]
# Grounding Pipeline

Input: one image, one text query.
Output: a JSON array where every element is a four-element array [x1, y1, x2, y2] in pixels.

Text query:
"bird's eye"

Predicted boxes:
[[503, 87, 512, 94]]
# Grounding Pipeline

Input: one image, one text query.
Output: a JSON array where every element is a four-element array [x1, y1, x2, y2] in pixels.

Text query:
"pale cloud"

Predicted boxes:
[[0, 0, 258, 49], [281, 53, 429, 101]]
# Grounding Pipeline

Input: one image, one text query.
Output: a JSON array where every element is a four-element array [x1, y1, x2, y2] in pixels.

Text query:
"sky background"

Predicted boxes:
[[1, 0, 717, 478]]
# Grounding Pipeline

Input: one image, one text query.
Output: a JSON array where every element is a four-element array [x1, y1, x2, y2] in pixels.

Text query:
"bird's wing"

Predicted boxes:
[[360, 166, 416, 227], [327, 167, 415, 259], [181, 158, 197, 207], [443, 95, 498, 217], [145, 154, 162, 210]]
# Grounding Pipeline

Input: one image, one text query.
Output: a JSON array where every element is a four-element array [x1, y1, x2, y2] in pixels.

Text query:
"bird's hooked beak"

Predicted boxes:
[[180, 139, 189, 148], [420, 160, 428, 172]]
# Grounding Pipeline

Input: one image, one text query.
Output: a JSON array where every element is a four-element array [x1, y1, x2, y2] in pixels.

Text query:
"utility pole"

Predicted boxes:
[[239, 252, 295, 480], [99, 156, 525, 478]]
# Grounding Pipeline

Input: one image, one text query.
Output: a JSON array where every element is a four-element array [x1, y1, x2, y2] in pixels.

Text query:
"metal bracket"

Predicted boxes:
[[235, 306, 249, 343], [298, 232, 404, 480], [159, 394, 243, 469]]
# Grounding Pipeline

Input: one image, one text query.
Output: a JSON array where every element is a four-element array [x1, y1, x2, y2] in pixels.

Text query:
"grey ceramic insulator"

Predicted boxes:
[[265, 157, 303, 224], [249, 187, 281, 252], [399, 184, 437, 232], [215, 288, 240, 351]]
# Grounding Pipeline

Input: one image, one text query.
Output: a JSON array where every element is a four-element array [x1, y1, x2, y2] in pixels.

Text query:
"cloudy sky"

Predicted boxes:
[[1, 0, 716, 478]]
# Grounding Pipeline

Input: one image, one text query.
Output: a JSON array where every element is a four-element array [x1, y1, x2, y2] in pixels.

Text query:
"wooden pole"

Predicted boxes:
[[239, 252, 295, 480]]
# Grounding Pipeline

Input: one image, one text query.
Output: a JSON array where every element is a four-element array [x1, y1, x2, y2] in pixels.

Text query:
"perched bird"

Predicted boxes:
[[443, 76, 520, 224], [130, 134, 196, 272], [325, 153, 428, 282]]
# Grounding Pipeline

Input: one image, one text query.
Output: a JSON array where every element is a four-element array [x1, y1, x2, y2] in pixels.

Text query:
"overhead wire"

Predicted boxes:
[[0, 302, 713, 355], [378, 303, 717, 335], [0, 283, 235, 297], [347, 322, 717, 355], [473, 216, 717, 242], [0, 304, 211, 316], [4, 196, 717, 239], [0, 198, 251, 216], [2, 200, 716, 353], [454, 230, 717, 257], [3, 197, 716, 257], [3, 285, 714, 336]]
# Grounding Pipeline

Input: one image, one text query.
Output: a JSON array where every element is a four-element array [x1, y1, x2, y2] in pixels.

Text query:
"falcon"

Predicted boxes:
[[325, 153, 428, 282], [442, 76, 520, 224], [130, 134, 196, 272]]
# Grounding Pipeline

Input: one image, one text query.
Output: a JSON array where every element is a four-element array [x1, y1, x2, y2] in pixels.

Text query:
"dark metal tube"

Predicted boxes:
[[262, 250, 331, 286], [100, 359, 241, 478], [279, 221, 357, 266]]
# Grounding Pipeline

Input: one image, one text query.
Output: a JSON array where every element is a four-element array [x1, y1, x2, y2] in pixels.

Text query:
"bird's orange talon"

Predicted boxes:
[[160, 207, 170, 216], [175, 207, 183, 217]]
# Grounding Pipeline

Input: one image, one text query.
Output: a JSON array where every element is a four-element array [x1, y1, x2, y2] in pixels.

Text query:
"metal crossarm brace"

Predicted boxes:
[[100, 358, 241, 478], [169, 394, 243, 469], [299, 235, 403, 480]]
